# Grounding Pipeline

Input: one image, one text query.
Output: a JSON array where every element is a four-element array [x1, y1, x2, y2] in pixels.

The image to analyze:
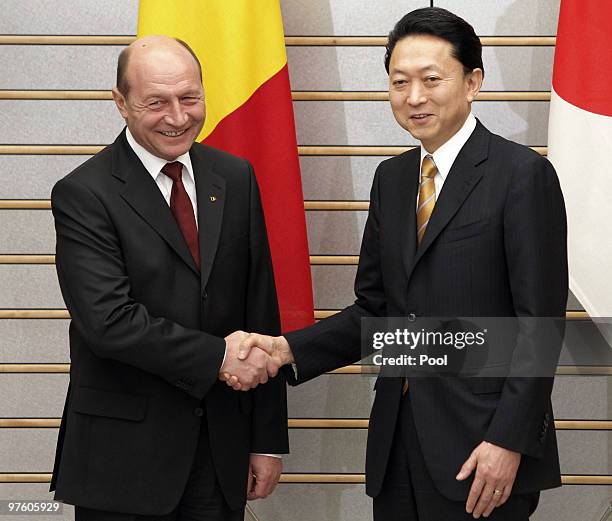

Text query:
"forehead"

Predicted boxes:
[[128, 47, 202, 92], [389, 34, 459, 71]]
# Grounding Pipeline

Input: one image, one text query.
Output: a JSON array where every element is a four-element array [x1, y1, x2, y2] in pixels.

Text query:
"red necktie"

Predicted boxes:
[[161, 162, 200, 269]]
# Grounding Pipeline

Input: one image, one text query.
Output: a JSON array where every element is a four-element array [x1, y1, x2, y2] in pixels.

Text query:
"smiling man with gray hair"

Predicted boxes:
[[50, 35, 288, 521]]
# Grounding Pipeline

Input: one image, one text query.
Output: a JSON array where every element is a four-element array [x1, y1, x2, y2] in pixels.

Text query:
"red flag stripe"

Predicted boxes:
[[204, 65, 314, 332]]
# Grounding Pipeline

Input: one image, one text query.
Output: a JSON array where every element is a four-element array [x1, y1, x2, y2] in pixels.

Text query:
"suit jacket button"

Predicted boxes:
[[408, 313, 416, 322], [194, 407, 204, 417], [201, 289, 208, 299]]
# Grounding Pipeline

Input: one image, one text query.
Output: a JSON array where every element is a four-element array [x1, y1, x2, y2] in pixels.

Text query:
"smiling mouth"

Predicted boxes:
[[159, 129, 188, 137], [411, 114, 432, 120]]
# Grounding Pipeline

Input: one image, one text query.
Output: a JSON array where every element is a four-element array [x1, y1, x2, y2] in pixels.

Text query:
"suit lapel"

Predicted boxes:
[[191, 145, 226, 292], [112, 131, 200, 276], [410, 122, 490, 271]]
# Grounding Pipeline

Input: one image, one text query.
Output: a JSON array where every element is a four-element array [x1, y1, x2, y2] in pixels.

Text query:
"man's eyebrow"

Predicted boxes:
[[141, 88, 202, 99], [390, 64, 445, 74], [140, 90, 164, 99]]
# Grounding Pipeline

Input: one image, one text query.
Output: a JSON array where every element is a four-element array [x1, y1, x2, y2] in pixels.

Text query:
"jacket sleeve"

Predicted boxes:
[[52, 176, 226, 401], [483, 155, 568, 458], [244, 164, 289, 454]]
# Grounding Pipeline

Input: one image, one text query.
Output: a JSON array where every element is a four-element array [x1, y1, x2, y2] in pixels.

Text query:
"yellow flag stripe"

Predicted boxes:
[[138, 0, 288, 140]]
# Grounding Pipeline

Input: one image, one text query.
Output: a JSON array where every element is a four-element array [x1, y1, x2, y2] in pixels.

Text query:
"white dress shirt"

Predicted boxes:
[[418, 112, 477, 204], [125, 129, 280, 459], [125, 128, 198, 228]]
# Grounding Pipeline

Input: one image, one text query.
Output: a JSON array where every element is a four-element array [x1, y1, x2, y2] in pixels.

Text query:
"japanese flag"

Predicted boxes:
[[548, 0, 612, 318]]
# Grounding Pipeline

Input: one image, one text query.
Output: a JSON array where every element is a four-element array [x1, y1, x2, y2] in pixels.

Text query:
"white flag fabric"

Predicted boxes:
[[548, 0, 612, 318]]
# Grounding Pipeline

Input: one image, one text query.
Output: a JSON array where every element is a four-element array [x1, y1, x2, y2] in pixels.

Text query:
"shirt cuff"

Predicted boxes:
[[220, 344, 227, 370], [250, 453, 282, 459]]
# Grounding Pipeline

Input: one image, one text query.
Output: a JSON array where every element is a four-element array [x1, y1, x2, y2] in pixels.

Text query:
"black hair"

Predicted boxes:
[[384, 7, 484, 76]]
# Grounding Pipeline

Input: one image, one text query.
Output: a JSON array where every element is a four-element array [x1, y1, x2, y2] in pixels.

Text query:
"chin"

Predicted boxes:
[[406, 127, 427, 142], [160, 142, 192, 159]]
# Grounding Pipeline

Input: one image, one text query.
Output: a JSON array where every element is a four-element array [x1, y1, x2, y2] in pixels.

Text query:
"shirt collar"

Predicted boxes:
[[125, 127, 195, 183], [419, 112, 477, 181]]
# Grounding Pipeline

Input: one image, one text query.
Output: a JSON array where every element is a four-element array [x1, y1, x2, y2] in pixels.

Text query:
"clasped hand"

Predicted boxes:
[[218, 332, 292, 391]]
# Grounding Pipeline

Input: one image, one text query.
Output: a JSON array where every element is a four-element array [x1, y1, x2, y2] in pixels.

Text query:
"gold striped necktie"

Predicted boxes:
[[416, 155, 438, 244], [403, 155, 437, 396]]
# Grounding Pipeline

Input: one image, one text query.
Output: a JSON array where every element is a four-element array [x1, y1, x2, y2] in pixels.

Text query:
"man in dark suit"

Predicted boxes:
[[232, 8, 567, 520], [50, 35, 288, 521]]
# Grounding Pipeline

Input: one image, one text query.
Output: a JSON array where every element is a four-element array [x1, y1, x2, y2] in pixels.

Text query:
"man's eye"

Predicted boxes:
[[393, 80, 406, 86], [425, 77, 440, 83], [148, 100, 162, 107]]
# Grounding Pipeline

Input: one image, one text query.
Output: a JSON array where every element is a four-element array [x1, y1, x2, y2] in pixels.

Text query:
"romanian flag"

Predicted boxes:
[[138, 0, 314, 331], [548, 0, 612, 319]]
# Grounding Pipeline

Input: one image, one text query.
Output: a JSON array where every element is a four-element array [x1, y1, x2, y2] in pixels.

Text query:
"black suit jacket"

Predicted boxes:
[[50, 130, 288, 514], [285, 121, 567, 500]]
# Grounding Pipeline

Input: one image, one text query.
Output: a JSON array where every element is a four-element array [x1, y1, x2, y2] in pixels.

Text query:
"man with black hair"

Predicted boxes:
[[232, 7, 567, 520]]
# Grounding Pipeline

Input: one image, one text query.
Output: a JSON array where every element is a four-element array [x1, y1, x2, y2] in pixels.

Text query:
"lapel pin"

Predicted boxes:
[[209, 196, 217, 202]]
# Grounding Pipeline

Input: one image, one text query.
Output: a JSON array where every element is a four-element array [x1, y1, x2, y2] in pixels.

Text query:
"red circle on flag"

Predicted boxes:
[[552, 0, 612, 117]]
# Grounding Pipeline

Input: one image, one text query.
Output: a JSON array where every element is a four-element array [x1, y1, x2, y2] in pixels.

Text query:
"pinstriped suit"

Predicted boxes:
[[50, 131, 288, 516], [284, 121, 567, 507]]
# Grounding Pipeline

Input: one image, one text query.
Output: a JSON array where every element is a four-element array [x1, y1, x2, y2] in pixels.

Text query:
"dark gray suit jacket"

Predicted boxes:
[[286, 121, 567, 500], [50, 130, 288, 514]]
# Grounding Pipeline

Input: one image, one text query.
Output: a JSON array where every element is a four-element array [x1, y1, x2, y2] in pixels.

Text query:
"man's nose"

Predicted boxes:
[[407, 83, 427, 106], [164, 100, 189, 126]]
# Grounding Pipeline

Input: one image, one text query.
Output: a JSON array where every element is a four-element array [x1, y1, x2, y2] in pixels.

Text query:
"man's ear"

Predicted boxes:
[[112, 87, 129, 119], [465, 68, 484, 103]]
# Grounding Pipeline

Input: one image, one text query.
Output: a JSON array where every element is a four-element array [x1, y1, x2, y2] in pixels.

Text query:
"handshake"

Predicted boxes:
[[218, 331, 295, 390]]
